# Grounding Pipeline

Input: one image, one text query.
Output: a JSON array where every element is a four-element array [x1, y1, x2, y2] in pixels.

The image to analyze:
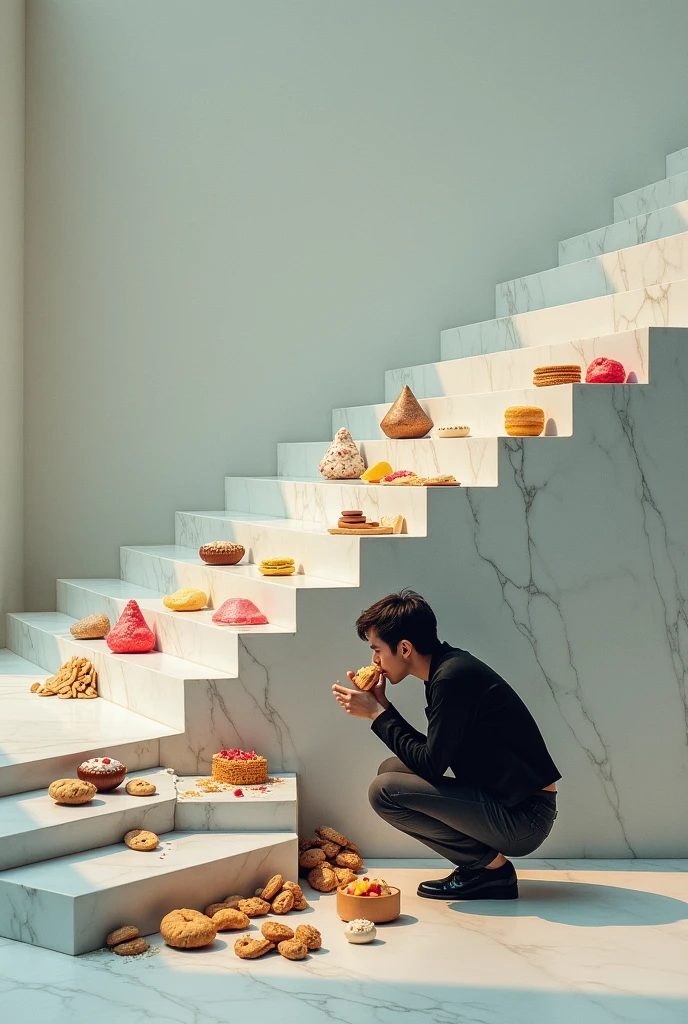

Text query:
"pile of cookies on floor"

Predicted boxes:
[[298, 824, 364, 892]]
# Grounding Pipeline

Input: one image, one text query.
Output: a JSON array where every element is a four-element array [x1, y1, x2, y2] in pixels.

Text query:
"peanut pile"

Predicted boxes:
[[30, 656, 98, 699]]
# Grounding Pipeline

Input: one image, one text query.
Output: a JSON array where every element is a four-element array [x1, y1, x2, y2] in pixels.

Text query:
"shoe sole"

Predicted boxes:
[[417, 886, 519, 901]]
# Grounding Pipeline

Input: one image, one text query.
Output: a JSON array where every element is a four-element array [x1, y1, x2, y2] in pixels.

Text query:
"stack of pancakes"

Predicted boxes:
[[533, 364, 582, 387]]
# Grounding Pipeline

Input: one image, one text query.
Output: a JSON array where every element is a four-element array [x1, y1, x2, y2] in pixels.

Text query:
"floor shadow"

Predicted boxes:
[[449, 879, 688, 926]]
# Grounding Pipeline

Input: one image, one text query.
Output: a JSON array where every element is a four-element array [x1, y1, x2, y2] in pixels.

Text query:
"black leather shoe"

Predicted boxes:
[[417, 860, 518, 900]]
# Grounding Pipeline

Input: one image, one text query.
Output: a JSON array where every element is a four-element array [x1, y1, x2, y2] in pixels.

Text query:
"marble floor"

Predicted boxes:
[[1, 858, 687, 1023]]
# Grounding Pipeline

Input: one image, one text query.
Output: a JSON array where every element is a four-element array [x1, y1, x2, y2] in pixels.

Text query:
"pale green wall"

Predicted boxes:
[[23, 0, 688, 608], [0, 0, 25, 645]]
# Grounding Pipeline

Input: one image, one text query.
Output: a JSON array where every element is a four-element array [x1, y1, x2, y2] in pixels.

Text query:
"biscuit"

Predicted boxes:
[[125, 778, 157, 797], [343, 842, 360, 855], [299, 847, 326, 869], [212, 908, 251, 931], [261, 921, 295, 943], [160, 909, 217, 949], [238, 897, 271, 917], [48, 779, 97, 805], [106, 925, 139, 946], [277, 939, 309, 961], [294, 924, 322, 951], [70, 613, 111, 639], [261, 874, 283, 902], [533, 363, 581, 387], [258, 566, 296, 576], [315, 825, 349, 847], [307, 864, 338, 892], [334, 867, 357, 886], [113, 938, 149, 956], [341, 510, 363, 517], [199, 541, 245, 566], [234, 936, 275, 959], [281, 881, 305, 900], [271, 890, 294, 914], [221, 894, 244, 910], [124, 829, 159, 852], [319, 841, 341, 860], [205, 902, 231, 919], [298, 838, 320, 852], [335, 850, 363, 872], [162, 587, 207, 612], [504, 406, 545, 437], [293, 895, 310, 911]]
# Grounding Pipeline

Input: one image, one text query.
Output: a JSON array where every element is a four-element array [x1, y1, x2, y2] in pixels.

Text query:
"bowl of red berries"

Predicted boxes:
[[336, 876, 401, 923]]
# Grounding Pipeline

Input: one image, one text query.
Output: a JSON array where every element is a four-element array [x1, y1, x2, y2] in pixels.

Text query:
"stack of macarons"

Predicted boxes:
[[533, 364, 582, 387], [504, 406, 545, 437], [258, 558, 295, 577]]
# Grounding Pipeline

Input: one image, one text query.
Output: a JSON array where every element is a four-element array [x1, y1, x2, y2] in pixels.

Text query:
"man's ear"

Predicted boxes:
[[400, 640, 412, 658]]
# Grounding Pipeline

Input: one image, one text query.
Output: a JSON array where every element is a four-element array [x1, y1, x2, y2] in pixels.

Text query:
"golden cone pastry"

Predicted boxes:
[[380, 386, 433, 440]]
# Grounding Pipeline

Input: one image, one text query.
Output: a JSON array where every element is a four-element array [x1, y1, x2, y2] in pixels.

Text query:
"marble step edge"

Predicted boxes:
[[386, 326, 653, 402], [5, 612, 230, 731], [174, 510, 362, 586], [439, 278, 688, 362], [666, 145, 688, 177], [0, 769, 176, 871], [56, 578, 289, 676], [613, 168, 688, 223], [496, 229, 688, 317], [0, 831, 298, 955], [559, 199, 688, 267], [174, 772, 297, 832], [224, 475, 430, 535]]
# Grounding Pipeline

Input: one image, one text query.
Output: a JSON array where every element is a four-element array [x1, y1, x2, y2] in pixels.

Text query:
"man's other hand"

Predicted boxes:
[[332, 673, 389, 720]]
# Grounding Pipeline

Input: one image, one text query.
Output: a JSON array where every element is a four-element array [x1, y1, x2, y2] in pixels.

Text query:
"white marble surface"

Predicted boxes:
[[0, 831, 297, 955], [440, 278, 688, 360], [559, 200, 688, 266], [386, 327, 649, 401], [0, 859, 686, 1022], [666, 145, 688, 177], [224, 476, 430, 535], [333, 386, 574, 444], [174, 772, 297, 832], [497, 230, 688, 316], [0, 769, 175, 870], [614, 169, 688, 223], [176, 509, 361, 584]]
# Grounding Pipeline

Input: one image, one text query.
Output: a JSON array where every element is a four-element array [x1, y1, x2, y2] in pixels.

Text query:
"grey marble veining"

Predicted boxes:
[[614, 169, 688, 223], [559, 201, 688, 267]]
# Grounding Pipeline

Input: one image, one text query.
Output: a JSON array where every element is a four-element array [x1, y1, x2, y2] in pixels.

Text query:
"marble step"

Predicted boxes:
[[225, 475, 432, 534], [666, 145, 688, 177], [174, 773, 297, 832], [56, 578, 288, 676], [0, 648, 176, 798], [0, 769, 175, 871], [333, 387, 574, 447], [121, 545, 348, 631], [0, 830, 297, 955], [440, 278, 688, 361], [6, 611, 231, 731], [175, 510, 361, 585], [386, 326, 650, 401], [279, 437, 499, 485], [558, 200, 688, 267], [496, 230, 688, 317], [614, 169, 688, 223]]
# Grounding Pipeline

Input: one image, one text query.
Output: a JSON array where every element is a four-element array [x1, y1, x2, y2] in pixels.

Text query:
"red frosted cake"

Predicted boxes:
[[211, 748, 268, 785]]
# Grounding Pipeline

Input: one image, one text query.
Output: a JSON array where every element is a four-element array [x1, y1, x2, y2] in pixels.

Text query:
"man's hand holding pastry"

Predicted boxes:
[[332, 666, 390, 721]]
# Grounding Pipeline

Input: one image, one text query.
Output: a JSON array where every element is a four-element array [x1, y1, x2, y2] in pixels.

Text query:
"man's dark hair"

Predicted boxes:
[[355, 590, 438, 655]]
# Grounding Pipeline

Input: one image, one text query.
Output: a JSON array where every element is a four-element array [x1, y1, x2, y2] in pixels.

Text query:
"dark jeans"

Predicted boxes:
[[369, 756, 558, 870]]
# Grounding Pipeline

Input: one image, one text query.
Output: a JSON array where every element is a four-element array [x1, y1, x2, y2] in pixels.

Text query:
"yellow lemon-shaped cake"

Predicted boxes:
[[162, 588, 207, 612], [361, 461, 393, 483]]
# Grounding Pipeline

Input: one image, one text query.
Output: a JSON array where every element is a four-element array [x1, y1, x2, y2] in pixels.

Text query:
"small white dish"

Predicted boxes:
[[436, 425, 470, 438]]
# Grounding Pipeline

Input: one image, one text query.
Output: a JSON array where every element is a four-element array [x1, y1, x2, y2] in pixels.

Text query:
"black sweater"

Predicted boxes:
[[371, 641, 561, 806]]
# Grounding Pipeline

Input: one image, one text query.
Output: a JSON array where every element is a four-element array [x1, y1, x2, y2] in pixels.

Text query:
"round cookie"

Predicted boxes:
[[271, 890, 294, 915], [307, 863, 338, 893], [299, 847, 326, 870], [319, 841, 342, 860], [261, 874, 283, 902], [70, 613, 111, 639], [199, 541, 245, 566], [234, 936, 275, 959], [48, 779, 97, 805], [281, 881, 305, 900], [160, 909, 217, 949], [334, 867, 357, 886], [125, 778, 157, 797], [113, 938, 149, 956], [315, 825, 348, 847], [295, 924, 322, 951], [335, 850, 363, 872], [106, 925, 139, 947], [211, 908, 251, 931], [504, 406, 545, 437], [238, 897, 271, 917], [277, 939, 308, 961], [124, 829, 159, 852], [261, 921, 294, 943], [292, 894, 310, 910]]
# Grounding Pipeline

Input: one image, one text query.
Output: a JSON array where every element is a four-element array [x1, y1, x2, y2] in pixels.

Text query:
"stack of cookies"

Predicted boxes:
[[533, 364, 582, 387], [337, 510, 377, 529], [258, 558, 295, 577], [504, 406, 546, 437]]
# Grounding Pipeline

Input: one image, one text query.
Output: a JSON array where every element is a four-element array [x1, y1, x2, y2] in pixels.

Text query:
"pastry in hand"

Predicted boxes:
[[353, 665, 380, 691]]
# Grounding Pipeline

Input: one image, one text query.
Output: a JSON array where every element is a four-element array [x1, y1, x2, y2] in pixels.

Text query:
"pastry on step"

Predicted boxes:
[[380, 386, 433, 439], [379, 470, 420, 485], [353, 665, 380, 691], [361, 460, 393, 482], [162, 587, 207, 611], [422, 475, 459, 486], [585, 356, 626, 383], [107, 600, 156, 654], [380, 515, 405, 534], [318, 428, 365, 479], [125, 778, 157, 797], [211, 748, 268, 784], [123, 829, 159, 851], [48, 779, 97, 805], [504, 406, 545, 437], [70, 613, 110, 639], [533, 364, 581, 387], [199, 541, 245, 565], [258, 558, 295, 577], [160, 908, 217, 949], [212, 598, 268, 625], [77, 757, 126, 792]]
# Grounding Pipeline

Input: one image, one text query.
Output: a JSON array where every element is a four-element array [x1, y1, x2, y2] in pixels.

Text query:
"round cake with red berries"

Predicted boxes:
[[211, 748, 268, 785], [77, 757, 126, 792]]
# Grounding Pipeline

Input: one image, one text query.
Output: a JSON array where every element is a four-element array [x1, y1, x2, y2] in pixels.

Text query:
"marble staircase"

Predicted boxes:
[[4, 139, 688, 955]]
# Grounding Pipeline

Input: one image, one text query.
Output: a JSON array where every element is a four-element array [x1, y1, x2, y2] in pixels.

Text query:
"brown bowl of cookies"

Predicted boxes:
[[336, 877, 401, 923]]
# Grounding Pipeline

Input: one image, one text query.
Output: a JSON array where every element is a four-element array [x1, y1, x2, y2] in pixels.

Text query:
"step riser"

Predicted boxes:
[[0, 834, 297, 955], [559, 201, 688, 266], [174, 775, 297, 832], [614, 170, 688, 223], [176, 512, 359, 585], [387, 328, 649, 401], [57, 580, 239, 676], [120, 548, 297, 630], [224, 477, 429, 535], [497, 232, 688, 317], [7, 614, 187, 730], [666, 146, 688, 177], [0, 771, 176, 871], [333, 389, 574, 448], [440, 280, 688, 361]]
